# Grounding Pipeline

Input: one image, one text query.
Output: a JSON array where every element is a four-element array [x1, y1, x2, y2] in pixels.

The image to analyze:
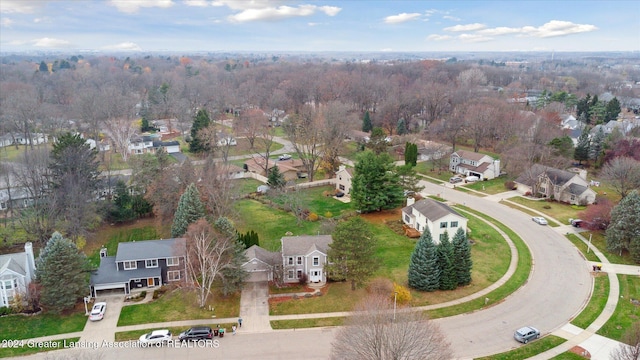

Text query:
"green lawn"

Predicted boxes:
[[500, 201, 561, 227], [117, 288, 240, 326], [415, 162, 451, 182], [267, 186, 354, 217], [0, 337, 80, 358], [505, 196, 583, 225], [0, 312, 86, 341], [233, 199, 322, 251], [571, 273, 609, 329], [270, 282, 365, 315], [475, 335, 566, 360], [232, 178, 264, 195], [226, 138, 284, 157], [551, 352, 589, 360], [597, 274, 639, 341], [464, 177, 514, 195], [582, 231, 636, 265], [270, 317, 345, 329], [566, 234, 600, 262]]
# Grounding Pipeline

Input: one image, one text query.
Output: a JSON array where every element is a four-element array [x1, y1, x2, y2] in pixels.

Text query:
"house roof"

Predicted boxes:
[[244, 245, 280, 265], [402, 198, 465, 222], [514, 164, 577, 187], [567, 183, 590, 196], [115, 238, 186, 263], [451, 150, 491, 162], [281, 235, 332, 257], [90, 256, 162, 285], [0, 253, 28, 277]]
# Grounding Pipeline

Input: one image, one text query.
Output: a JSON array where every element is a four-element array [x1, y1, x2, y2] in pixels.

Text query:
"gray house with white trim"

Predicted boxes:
[[282, 235, 332, 284], [0, 242, 36, 308], [90, 238, 186, 297]]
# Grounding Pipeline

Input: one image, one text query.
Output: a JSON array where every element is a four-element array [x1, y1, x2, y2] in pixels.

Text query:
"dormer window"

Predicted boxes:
[[145, 259, 158, 268], [123, 261, 137, 270]]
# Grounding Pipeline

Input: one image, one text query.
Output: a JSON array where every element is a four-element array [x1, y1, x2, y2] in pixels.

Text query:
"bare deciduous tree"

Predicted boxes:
[[283, 104, 324, 182], [198, 157, 237, 220], [184, 219, 236, 307], [331, 294, 452, 360], [601, 157, 640, 199], [611, 321, 640, 360]]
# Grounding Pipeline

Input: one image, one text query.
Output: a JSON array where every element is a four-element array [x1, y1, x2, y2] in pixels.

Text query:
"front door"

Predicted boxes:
[[309, 270, 322, 283], [148, 278, 155, 287]]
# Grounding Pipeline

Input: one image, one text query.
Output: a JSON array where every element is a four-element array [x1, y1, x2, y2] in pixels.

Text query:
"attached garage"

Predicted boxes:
[[92, 282, 128, 297], [242, 245, 280, 283]]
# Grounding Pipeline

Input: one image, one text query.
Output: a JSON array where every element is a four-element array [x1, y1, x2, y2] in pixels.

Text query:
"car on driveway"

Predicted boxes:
[[139, 329, 172, 346], [278, 154, 292, 161], [89, 302, 107, 321], [465, 175, 480, 182], [569, 219, 583, 227], [514, 326, 540, 344], [532, 216, 548, 225], [179, 326, 214, 341], [449, 176, 463, 184]]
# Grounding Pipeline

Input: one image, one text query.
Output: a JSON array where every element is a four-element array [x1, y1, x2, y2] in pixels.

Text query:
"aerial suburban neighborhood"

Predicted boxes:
[[1, 1, 640, 360]]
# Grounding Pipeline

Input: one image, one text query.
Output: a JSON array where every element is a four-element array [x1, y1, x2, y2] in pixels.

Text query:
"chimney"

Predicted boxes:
[[406, 197, 415, 206], [24, 242, 36, 281], [100, 248, 108, 258]]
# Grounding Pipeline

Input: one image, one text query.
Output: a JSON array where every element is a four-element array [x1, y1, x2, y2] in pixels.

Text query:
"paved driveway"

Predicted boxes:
[[239, 281, 271, 333], [80, 295, 124, 343]]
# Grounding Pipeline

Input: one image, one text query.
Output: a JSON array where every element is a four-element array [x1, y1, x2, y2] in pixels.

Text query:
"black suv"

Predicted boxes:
[[178, 327, 213, 341]]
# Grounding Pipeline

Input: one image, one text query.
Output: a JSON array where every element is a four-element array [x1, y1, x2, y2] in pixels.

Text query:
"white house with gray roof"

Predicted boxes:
[[90, 238, 186, 297], [402, 198, 468, 244], [449, 150, 500, 180], [0, 242, 36, 308], [281, 235, 332, 284]]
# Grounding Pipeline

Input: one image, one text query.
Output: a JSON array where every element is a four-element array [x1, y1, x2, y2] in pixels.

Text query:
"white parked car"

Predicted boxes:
[[139, 329, 172, 346], [89, 302, 107, 321], [278, 154, 292, 161], [465, 176, 480, 182], [532, 217, 548, 225]]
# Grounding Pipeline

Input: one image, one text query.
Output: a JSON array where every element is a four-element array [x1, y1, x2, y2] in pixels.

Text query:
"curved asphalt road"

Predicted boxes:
[[423, 181, 592, 359]]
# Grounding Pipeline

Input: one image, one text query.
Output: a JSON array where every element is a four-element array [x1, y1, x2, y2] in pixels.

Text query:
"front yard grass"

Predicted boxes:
[[269, 282, 365, 315], [475, 335, 566, 360], [267, 185, 354, 217], [232, 178, 264, 195], [270, 317, 345, 329], [597, 274, 639, 341], [505, 196, 582, 225], [571, 273, 609, 329], [117, 288, 240, 326], [464, 177, 514, 195], [566, 234, 599, 262], [501, 201, 561, 227], [582, 231, 636, 265], [0, 312, 86, 341], [0, 337, 80, 358], [226, 138, 284, 157]]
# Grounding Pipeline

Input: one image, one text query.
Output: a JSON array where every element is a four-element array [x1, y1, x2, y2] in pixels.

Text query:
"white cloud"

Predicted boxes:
[[102, 42, 143, 51], [1, 17, 14, 27], [523, 20, 597, 38], [381, 48, 393, 52], [183, 0, 210, 6], [427, 34, 452, 41], [31, 37, 72, 48], [109, 0, 174, 14], [443, 15, 460, 21], [227, 4, 340, 23], [383, 12, 421, 24], [476, 26, 522, 36], [444, 23, 486, 32], [0, 0, 46, 14], [458, 33, 492, 42], [212, 1, 286, 10]]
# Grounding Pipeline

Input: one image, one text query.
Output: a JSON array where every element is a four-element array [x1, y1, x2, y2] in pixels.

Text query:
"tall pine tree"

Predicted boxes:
[[171, 183, 206, 237], [362, 111, 372, 132], [408, 229, 440, 292], [36, 232, 89, 314], [573, 129, 590, 165], [452, 228, 472, 286], [189, 109, 211, 153], [437, 231, 457, 290], [215, 217, 249, 296]]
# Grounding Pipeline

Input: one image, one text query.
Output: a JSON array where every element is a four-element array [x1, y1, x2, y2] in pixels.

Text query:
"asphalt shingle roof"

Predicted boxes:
[[281, 235, 332, 257], [402, 198, 464, 221], [90, 256, 162, 285], [115, 238, 186, 263]]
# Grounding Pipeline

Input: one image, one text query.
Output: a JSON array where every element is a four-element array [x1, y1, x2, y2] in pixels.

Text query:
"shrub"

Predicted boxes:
[[307, 212, 319, 222], [324, 211, 333, 218], [139, 291, 147, 298], [367, 277, 394, 296], [298, 273, 308, 285], [393, 283, 412, 305], [0, 306, 13, 316], [504, 181, 516, 190], [543, 205, 551, 209]]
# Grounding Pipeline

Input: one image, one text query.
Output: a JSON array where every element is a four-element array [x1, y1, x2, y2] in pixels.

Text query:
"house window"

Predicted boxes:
[[288, 257, 294, 265], [167, 270, 181, 281], [288, 270, 295, 279], [3, 280, 13, 290], [297, 256, 303, 265], [339, 184, 345, 191], [145, 259, 158, 268], [297, 270, 302, 279], [167, 257, 180, 266], [123, 261, 137, 270], [439, 233, 447, 242], [440, 222, 447, 228], [0, 201, 6, 210], [571, 195, 576, 201], [451, 221, 458, 228], [404, 214, 410, 223], [313, 257, 319, 266]]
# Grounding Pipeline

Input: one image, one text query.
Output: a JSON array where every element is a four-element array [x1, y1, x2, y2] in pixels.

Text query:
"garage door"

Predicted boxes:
[[247, 271, 268, 282], [93, 283, 126, 296]]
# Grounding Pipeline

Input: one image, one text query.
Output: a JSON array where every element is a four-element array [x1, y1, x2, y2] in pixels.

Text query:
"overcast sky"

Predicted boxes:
[[1, 0, 638, 53]]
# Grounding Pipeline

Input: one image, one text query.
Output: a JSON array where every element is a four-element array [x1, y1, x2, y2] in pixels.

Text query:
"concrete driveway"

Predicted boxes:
[[80, 295, 124, 343], [239, 281, 271, 333]]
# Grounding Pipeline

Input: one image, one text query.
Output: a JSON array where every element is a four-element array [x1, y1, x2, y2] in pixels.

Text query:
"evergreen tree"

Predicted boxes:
[[606, 190, 640, 263], [326, 217, 380, 290], [407, 229, 440, 292], [437, 231, 457, 290], [267, 166, 286, 189], [452, 228, 472, 286], [573, 129, 590, 164], [404, 142, 418, 167], [396, 164, 425, 194], [362, 111, 372, 132], [189, 109, 211, 153], [367, 127, 389, 155], [396, 118, 408, 135], [110, 180, 135, 222], [576, 94, 591, 123], [39, 61, 48, 72], [171, 183, 206, 237], [214, 217, 249, 295], [36, 232, 89, 314], [549, 136, 575, 158], [605, 97, 621, 122], [351, 151, 404, 213], [589, 127, 605, 162]]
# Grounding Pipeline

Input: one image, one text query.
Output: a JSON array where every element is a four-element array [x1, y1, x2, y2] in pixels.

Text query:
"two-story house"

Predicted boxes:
[[402, 198, 468, 244], [0, 242, 36, 308], [90, 238, 186, 297], [281, 235, 332, 284], [449, 150, 500, 180], [514, 164, 597, 205], [334, 165, 353, 195]]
